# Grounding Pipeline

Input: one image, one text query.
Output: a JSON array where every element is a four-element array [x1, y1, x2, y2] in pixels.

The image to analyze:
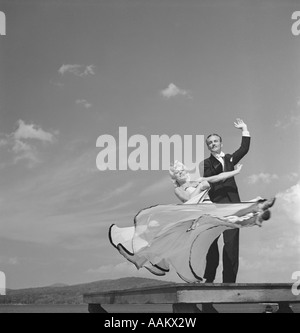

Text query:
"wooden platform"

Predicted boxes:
[[83, 283, 300, 313]]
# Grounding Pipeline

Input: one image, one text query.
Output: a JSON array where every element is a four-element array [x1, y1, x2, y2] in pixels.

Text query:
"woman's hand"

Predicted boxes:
[[196, 177, 204, 183], [235, 163, 243, 173]]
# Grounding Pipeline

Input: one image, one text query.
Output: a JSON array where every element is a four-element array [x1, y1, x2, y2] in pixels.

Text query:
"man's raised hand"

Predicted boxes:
[[234, 118, 247, 131]]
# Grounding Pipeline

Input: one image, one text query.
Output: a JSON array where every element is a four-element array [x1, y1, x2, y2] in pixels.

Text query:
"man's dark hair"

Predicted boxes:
[[206, 133, 222, 145]]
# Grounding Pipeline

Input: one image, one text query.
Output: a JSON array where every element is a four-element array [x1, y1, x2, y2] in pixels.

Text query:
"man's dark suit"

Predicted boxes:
[[202, 136, 250, 283]]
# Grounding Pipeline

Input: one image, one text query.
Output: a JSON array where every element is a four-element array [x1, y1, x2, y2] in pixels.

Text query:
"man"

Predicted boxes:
[[200, 118, 250, 283]]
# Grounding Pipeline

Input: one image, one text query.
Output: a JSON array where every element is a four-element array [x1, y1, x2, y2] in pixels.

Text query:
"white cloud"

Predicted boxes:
[[14, 120, 55, 143], [0, 120, 58, 168], [285, 172, 299, 182], [58, 64, 95, 77], [160, 83, 191, 99], [12, 139, 40, 167], [11, 120, 57, 167], [247, 173, 279, 184], [275, 182, 300, 224], [58, 64, 80, 75], [76, 99, 92, 109], [83, 65, 95, 76]]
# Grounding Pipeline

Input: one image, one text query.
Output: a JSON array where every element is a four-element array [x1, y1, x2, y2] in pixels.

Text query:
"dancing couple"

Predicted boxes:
[[109, 119, 276, 284]]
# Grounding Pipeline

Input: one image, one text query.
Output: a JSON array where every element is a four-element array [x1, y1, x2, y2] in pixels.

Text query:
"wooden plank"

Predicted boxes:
[[177, 287, 298, 304], [84, 287, 179, 305], [83, 283, 300, 305], [176, 283, 299, 304]]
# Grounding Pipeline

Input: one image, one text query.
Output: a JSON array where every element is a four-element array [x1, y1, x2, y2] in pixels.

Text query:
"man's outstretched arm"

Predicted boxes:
[[231, 119, 251, 165]]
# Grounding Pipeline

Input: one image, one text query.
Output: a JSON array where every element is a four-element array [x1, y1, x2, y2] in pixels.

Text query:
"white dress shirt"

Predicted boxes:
[[212, 151, 225, 170]]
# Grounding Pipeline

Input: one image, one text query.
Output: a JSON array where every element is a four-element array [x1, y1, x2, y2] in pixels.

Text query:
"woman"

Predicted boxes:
[[171, 160, 243, 203], [109, 161, 275, 283]]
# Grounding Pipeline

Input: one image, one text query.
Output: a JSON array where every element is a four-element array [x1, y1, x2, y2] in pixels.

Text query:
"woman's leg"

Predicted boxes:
[[228, 197, 276, 218]]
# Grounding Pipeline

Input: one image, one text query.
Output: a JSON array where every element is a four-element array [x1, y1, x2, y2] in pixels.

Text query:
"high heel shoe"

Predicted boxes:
[[259, 197, 276, 211]]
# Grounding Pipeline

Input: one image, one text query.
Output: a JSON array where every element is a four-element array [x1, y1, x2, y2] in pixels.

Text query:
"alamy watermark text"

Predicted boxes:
[[96, 127, 204, 173], [0, 271, 6, 295], [0, 11, 6, 35], [291, 11, 300, 36]]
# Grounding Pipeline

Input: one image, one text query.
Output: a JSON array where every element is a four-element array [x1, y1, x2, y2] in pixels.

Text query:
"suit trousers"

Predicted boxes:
[[203, 228, 239, 283]]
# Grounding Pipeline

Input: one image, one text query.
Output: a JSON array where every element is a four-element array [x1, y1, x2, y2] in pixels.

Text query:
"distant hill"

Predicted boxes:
[[48, 283, 69, 288], [0, 277, 175, 305]]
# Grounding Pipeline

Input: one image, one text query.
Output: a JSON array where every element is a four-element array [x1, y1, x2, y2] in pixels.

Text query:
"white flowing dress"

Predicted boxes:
[[109, 188, 263, 283]]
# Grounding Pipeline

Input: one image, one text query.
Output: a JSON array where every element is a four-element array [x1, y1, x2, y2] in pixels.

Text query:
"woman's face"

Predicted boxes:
[[175, 169, 190, 184]]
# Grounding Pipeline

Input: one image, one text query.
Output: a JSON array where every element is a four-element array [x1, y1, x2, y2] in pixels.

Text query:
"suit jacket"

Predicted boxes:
[[203, 136, 250, 203]]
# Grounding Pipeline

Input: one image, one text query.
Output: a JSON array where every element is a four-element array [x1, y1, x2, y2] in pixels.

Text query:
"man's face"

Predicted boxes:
[[206, 135, 223, 154]]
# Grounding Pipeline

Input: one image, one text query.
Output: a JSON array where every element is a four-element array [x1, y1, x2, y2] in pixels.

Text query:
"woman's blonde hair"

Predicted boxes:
[[169, 160, 189, 188]]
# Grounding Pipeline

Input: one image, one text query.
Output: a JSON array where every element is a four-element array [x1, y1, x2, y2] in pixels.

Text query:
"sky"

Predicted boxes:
[[0, 0, 300, 289]]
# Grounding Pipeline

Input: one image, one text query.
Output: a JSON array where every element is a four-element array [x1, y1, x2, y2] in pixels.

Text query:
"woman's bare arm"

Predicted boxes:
[[174, 187, 190, 203], [173, 164, 243, 202], [174, 180, 210, 203]]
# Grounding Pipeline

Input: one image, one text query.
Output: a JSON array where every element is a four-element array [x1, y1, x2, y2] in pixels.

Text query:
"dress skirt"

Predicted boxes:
[[109, 196, 263, 283]]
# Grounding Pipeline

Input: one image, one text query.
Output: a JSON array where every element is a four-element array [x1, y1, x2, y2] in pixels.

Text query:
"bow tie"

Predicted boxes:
[[214, 152, 225, 159]]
